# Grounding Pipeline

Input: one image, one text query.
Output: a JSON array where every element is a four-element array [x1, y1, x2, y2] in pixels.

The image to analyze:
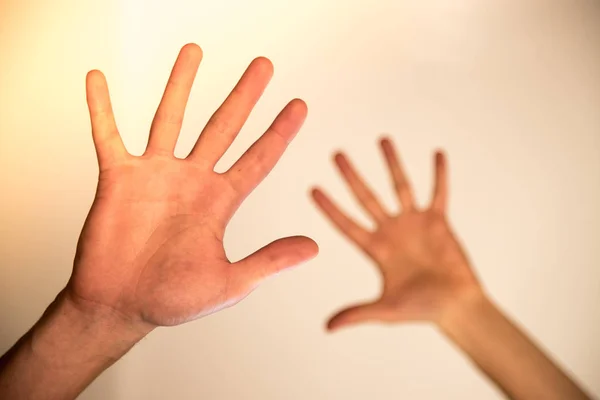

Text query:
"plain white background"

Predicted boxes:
[[1, 0, 599, 398]]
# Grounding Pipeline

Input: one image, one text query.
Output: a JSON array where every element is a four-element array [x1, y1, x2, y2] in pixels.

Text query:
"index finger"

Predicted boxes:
[[224, 98, 307, 196], [85, 70, 128, 170]]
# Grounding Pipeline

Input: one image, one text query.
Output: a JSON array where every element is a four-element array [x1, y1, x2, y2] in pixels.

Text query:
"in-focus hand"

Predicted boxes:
[[67, 43, 318, 331], [312, 138, 480, 331]]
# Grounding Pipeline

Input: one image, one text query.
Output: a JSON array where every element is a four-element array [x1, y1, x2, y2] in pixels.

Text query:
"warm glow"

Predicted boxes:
[[1, 1, 599, 399]]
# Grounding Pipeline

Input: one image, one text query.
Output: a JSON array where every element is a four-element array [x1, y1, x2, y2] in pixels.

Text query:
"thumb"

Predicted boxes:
[[327, 302, 387, 332], [231, 235, 319, 293]]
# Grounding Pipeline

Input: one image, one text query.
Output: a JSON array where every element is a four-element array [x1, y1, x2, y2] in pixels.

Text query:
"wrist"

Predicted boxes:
[[436, 286, 492, 336], [0, 289, 153, 399], [30, 289, 152, 369]]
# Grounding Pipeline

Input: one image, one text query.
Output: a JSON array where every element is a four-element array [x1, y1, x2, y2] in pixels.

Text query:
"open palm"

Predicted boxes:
[[68, 43, 318, 329], [312, 138, 480, 330]]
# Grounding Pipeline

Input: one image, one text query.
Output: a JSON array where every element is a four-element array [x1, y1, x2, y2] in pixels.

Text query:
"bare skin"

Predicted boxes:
[[312, 138, 593, 400], [0, 43, 317, 399]]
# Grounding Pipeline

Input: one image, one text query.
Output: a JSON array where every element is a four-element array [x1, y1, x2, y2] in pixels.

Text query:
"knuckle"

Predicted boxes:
[[208, 115, 232, 136], [155, 110, 183, 126]]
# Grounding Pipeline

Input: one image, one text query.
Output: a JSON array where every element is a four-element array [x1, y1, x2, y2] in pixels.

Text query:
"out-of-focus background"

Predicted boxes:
[[1, 0, 599, 398]]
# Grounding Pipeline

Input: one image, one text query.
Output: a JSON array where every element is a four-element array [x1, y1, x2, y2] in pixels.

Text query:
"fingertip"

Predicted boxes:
[[326, 318, 338, 331], [288, 98, 308, 117], [181, 42, 203, 59], [435, 149, 447, 166], [300, 235, 320, 259], [310, 186, 322, 198], [278, 235, 319, 266], [85, 70, 110, 108], [332, 151, 345, 164], [86, 69, 100, 79], [379, 135, 393, 147], [252, 56, 274, 75], [326, 321, 337, 332], [327, 316, 348, 332], [86, 69, 105, 86], [310, 188, 329, 208]]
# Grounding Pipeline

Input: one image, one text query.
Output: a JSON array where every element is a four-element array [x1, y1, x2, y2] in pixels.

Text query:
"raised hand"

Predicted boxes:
[[70, 43, 318, 329], [311, 138, 480, 331]]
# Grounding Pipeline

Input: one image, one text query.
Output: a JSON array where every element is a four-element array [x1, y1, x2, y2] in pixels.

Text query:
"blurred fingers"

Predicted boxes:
[[379, 137, 415, 211], [311, 188, 371, 250], [327, 301, 390, 331], [334, 153, 388, 223], [430, 150, 448, 213]]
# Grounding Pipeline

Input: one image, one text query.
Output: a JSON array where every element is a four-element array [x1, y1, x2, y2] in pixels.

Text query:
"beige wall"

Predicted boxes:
[[1, 0, 599, 398]]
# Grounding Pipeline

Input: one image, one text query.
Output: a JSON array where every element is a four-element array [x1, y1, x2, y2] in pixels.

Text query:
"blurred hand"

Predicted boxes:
[[311, 138, 480, 331], [68, 43, 318, 330]]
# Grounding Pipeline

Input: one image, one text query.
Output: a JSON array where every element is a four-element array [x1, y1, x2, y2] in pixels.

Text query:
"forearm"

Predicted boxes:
[[0, 290, 152, 400], [438, 289, 592, 400]]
